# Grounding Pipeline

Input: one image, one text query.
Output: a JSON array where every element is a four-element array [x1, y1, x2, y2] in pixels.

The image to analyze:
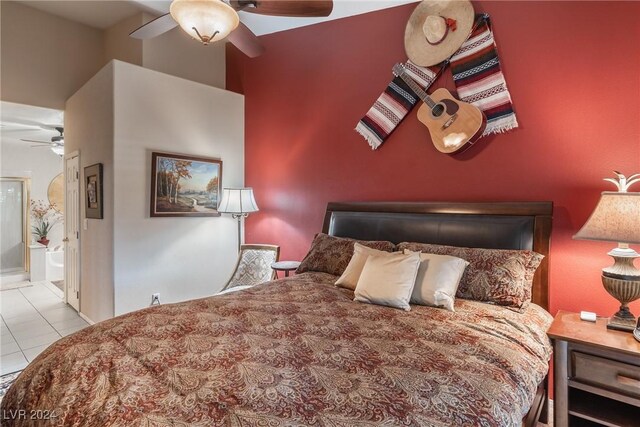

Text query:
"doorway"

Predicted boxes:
[[0, 101, 64, 289], [0, 178, 30, 281]]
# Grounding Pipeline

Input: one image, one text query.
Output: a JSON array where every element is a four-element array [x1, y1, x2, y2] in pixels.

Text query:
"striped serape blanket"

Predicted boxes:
[[356, 15, 518, 150]]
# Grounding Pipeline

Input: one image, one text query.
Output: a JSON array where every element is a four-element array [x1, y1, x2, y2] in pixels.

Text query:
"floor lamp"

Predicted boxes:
[[218, 188, 259, 251]]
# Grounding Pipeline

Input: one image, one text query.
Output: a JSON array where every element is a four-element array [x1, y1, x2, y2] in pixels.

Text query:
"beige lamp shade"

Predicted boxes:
[[170, 0, 239, 44], [218, 188, 259, 215], [574, 192, 640, 244]]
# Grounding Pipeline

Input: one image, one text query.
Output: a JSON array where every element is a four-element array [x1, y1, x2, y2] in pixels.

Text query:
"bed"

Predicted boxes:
[[1, 201, 553, 426]]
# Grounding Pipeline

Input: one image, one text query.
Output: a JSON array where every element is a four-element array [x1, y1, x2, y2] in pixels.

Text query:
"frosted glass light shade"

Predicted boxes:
[[51, 146, 64, 157], [170, 0, 239, 44], [218, 188, 259, 214], [574, 192, 640, 244]]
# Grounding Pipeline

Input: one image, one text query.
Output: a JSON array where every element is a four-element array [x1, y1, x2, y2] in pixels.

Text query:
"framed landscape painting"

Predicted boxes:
[[150, 152, 222, 217]]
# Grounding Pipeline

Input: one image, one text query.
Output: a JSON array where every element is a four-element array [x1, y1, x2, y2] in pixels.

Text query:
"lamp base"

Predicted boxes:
[[607, 315, 636, 332], [602, 275, 639, 332], [601, 246, 640, 333], [607, 310, 637, 332]]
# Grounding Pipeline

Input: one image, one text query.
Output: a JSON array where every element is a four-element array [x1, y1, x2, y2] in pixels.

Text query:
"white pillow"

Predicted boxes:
[[335, 242, 393, 290], [404, 249, 469, 311], [353, 251, 421, 311]]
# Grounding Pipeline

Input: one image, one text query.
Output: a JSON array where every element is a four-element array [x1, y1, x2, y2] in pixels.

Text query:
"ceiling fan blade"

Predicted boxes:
[[1, 128, 37, 133], [227, 22, 265, 58], [231, 0, 333, 17], [130, 13, 178, 39], [2, 120, 60, 130], [31, 145, 55, 148], [40, 124, 64, 132], [21, 139, 51, 144], [0, 123, 37, 129]]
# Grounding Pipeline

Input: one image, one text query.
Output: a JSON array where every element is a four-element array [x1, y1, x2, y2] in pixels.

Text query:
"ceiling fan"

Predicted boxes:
[[21, 126, 65, 157], [130, 0, 333, 58]]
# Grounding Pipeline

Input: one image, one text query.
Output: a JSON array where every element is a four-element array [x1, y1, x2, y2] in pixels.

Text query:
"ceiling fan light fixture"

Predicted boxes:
[[170, 0, 240, 45], [51, 146, 64, 157]]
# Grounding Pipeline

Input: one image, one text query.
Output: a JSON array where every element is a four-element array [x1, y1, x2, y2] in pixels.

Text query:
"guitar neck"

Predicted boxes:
[[396, 72, 436, 108]]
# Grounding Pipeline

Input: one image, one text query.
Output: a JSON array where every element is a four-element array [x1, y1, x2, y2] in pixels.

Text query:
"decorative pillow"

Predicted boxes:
[[354, 251, 421, 311], [397, 242, 544, 307], [296, 233, 395, 277], [335, 243, 395, 290], [404, 249, 469, 311]]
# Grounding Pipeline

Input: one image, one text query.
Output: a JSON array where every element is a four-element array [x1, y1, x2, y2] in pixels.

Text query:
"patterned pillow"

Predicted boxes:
[[397, 242, 544, 308], [296, 233, 395, 277]]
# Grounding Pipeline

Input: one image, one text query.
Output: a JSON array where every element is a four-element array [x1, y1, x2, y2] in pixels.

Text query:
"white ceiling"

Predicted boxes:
[[136, 0, 419, 36], [0, 102, 64, 147], [16, 0, 148, 29], [17, 1, 418, 34]]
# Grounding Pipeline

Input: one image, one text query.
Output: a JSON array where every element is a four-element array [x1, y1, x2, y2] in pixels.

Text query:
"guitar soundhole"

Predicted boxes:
[[431, 104, 445, 117]]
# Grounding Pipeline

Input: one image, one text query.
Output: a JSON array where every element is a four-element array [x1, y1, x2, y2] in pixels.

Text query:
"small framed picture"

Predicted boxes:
[[150, 152, 223, 217], [85, 163, 103, 219]]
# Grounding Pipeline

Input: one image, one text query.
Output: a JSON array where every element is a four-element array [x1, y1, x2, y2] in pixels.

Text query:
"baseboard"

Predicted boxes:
[[78, 311, 95, 325]]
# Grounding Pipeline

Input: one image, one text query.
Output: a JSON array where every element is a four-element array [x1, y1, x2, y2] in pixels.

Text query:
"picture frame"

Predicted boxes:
[[150, 152, 223, 217], [85, 163, 103, 219]]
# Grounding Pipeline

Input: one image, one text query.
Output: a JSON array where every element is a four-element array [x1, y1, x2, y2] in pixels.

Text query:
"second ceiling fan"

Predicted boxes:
[[130, 0, 333, 58]]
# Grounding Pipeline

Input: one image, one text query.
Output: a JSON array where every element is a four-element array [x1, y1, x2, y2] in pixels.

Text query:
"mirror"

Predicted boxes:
[[48, 173, 64, 214]]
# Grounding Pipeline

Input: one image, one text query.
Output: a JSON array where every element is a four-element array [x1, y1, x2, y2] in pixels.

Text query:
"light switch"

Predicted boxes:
[[83, 219, 88, 230]]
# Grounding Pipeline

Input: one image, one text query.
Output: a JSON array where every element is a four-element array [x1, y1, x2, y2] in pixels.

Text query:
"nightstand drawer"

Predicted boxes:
[[572, 351, 640, 398]]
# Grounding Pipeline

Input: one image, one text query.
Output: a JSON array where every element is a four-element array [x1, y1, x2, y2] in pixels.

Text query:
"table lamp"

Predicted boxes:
[[574, 172, 640, 331], [218, 187, 259, 251]]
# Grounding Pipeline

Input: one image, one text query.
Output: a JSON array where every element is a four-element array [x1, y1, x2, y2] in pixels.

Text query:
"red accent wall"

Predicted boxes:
[[227, 1, 640, 316]]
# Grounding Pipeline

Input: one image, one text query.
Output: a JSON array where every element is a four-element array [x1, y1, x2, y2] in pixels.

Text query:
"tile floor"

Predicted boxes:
[[1, 281, 89, 375]]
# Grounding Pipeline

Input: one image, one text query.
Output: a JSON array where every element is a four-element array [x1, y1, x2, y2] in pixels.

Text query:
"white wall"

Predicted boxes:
[[142, 23, 226, 90], [0, 1, 105, 110], [104, 13, 143, 67], [1, 4, 225, 113], [0, 142, 64, 248], [112, 61, 243, 315], [65, 61, 244, 321], [65, 63, 115, 323]]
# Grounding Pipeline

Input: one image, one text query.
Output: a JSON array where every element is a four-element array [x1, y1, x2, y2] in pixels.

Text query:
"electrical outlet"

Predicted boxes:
[[151, 293, 160, 305]]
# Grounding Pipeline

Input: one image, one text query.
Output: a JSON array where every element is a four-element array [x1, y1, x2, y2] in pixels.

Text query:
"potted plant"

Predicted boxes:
[[31, 199, 61, 247]]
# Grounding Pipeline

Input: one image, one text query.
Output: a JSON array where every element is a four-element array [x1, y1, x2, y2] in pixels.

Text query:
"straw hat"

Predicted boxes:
[[404, 0, 475, 67]]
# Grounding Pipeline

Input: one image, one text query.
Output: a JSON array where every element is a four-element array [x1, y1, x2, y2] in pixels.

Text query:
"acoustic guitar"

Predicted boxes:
[[392, 63, 486, 154]]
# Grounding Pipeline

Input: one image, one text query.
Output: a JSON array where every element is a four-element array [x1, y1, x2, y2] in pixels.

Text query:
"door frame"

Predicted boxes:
[[64, 150, 80, 309], [0, 177, 31, 274]]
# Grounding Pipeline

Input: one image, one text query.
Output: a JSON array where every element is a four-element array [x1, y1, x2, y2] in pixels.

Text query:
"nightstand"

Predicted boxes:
[[271, 261, 300, 278], [547, 311, 640, 426]]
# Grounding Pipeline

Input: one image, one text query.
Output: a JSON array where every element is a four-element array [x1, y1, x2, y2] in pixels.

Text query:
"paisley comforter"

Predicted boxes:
[[2, 272, 552, 426]]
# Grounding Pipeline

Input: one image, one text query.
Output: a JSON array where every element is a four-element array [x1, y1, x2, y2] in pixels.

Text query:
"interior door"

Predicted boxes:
[[65, 154, 80, 311]]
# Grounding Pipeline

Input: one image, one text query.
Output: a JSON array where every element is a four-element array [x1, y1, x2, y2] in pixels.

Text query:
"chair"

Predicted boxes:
[[219, 244, 280, 293]]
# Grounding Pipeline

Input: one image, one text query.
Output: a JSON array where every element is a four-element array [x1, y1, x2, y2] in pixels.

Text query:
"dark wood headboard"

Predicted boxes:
[[322, 201, 553, 311]]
